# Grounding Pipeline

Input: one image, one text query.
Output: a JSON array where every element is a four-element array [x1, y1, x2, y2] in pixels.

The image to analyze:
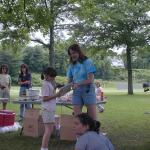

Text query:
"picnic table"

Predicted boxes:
[[12, 98, 107, 110]]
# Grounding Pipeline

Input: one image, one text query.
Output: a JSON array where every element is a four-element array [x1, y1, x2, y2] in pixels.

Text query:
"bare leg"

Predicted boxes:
[[73, 105, 83, 116], [87, 104, 97, 120], [41, 123, 54, 148], [2, 102, 7, 110]]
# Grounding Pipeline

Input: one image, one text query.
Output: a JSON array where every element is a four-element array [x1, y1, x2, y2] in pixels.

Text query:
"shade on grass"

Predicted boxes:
[[0, 87, 149, 150]]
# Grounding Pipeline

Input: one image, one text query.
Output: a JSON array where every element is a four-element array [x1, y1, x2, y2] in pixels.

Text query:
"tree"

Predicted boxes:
[[0, 0, 78, 67], [0, 49, 22, 83], [132, 45, 150, 69], [71, 0, 150, 94], [23, 46, 49, 72]]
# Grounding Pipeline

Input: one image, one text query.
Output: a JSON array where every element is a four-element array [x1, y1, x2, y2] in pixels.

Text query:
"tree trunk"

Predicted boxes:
[[126, 45, 133, 95], [48, 0, 55, 68], [49, 25, 55, 68]]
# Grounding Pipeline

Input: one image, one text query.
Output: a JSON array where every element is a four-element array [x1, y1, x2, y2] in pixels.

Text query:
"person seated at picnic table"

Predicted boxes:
[[95, 80, 106, 112], [95, 80, 104, 101], [74, 113, 115, 150]]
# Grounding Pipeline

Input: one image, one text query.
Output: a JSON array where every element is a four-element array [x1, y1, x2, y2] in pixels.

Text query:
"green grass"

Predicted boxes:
[[0, 86, 150, 150]]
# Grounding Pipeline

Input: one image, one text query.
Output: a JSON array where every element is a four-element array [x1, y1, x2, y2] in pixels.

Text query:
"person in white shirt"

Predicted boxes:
[[95, 81, 104, 101], [40, 67, 61, 150], [95, 81, 105, 112], [0, 64, 11, 110]]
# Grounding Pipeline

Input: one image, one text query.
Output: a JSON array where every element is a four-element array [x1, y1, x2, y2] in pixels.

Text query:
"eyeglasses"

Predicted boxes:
[[2, 67, 7, 69]]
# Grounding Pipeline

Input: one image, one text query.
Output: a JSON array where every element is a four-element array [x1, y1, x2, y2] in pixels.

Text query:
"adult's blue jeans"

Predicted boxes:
[[19, 86, 32, 119]]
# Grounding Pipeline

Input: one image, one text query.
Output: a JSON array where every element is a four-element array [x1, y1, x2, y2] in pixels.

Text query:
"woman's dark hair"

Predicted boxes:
[[76, 113, 101, 134], [41, 67, 57, 80], [20, 64, 29, 74], [0, 64, 9, 74], [68, 44, 88, 64]]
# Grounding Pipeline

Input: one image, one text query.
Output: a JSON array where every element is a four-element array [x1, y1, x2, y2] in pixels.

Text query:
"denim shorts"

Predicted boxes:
[[42, 109, 55, 123], [72, 83, 96, 105]]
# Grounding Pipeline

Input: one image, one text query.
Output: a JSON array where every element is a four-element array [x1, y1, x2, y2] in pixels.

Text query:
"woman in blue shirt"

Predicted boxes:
[[67, 44, 97, 120]]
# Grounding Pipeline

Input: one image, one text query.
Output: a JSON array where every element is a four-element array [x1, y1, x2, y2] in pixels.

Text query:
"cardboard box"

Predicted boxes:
[[60, 114, 76, 141], [23, 109, 44, 137]]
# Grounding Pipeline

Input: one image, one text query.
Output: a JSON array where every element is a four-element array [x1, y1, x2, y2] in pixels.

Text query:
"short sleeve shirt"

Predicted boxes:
[[67, 59, 96, 83], [75, 131, 115, 150], [18, 73, 32, 88], [0, 74, 11, 88], [41, 80, 56, 112]]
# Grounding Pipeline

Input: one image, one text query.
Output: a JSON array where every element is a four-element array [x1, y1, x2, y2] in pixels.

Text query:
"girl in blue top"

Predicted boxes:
[[67, 44, 97, 120], [74, 113, 115, 150]]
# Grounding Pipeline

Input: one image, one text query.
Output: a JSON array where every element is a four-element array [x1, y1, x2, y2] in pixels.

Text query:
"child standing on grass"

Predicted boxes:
[[40, 67, 61, 150]]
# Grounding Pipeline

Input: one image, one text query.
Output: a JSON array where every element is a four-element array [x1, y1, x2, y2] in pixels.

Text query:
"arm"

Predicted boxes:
[[73, 59, 96, 88], [42, 81, 62, 102], [42, 92, 61, 102], [75, 134, 88, 150], [68, 77, 73, 83], [8, 75, 11, 89], [73, 73, 94, 89], [18, 74, 31, 85], [18, 75, 25, 85]]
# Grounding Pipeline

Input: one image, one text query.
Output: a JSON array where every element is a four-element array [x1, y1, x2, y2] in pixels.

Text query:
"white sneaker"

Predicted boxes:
[[97, 105, 104, 112]]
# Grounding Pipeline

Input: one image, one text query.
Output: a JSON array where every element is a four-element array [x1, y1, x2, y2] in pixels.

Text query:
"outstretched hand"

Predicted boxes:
[[55, 90, 63, 97]]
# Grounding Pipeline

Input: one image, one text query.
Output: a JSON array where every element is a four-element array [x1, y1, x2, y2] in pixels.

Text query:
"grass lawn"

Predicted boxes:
[[0, 86, 150, 150]]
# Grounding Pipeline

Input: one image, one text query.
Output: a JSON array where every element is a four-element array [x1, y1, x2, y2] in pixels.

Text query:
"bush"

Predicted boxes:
[[31, 74, 68, 87]]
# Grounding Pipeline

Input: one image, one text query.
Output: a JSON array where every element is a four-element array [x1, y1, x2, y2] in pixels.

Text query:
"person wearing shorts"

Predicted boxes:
[[0, 64, 11, 110], [40, 67, 61, 150], [67, 44, 97, 120]]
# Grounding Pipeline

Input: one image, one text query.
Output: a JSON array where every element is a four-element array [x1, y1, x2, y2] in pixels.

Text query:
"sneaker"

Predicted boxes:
[[97, 105, 104, 112]]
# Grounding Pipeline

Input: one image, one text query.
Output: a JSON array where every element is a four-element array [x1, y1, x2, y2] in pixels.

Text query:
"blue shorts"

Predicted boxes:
[[72, 83, 96, 105]]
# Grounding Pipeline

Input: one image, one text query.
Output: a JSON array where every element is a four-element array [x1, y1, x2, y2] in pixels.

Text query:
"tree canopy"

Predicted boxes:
[[70, 0, 150, 94], [0, 0, 150, 94]]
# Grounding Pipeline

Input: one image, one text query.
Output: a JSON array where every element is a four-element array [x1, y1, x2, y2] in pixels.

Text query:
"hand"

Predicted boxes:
[[55, 91, 62, 97], [0, 85, 6, 89], [72, 83, 79, 89], [24, 81, 30, 84]]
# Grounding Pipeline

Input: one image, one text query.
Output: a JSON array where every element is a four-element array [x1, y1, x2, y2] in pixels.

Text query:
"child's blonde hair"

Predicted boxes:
[[95, 80, 101, 87]]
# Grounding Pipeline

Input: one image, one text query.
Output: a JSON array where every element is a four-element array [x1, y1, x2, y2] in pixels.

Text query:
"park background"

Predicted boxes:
[[0, 0, 150, 150]]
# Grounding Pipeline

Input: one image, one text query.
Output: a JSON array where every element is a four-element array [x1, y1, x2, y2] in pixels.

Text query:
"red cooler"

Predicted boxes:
[[0, 110, 15, 127]]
